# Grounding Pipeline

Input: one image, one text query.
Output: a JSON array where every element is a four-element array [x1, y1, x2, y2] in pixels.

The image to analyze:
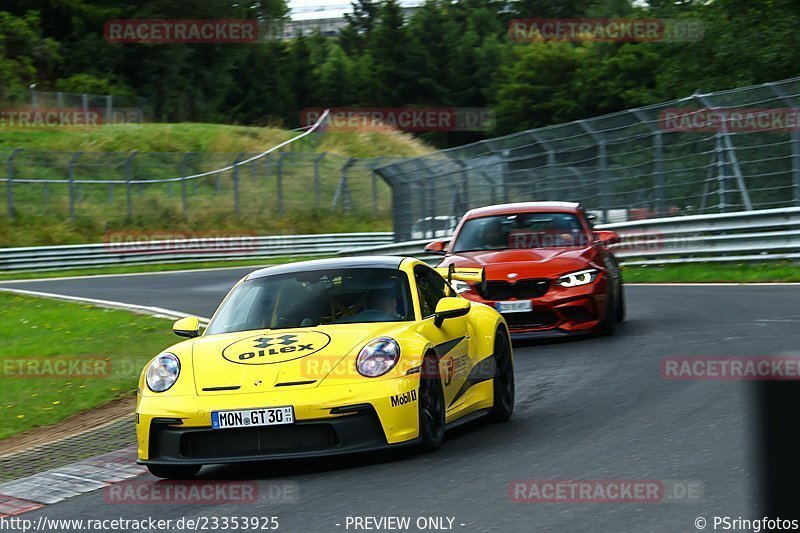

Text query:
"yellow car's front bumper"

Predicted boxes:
[[136, 375, 422, 465]]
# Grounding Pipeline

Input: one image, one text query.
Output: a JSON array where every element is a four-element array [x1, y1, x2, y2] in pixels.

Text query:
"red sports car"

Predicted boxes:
[[425, 202, 625, 339]]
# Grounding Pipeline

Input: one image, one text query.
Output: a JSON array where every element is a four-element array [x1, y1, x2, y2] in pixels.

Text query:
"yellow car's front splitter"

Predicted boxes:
[[136, 375, 422, 465]]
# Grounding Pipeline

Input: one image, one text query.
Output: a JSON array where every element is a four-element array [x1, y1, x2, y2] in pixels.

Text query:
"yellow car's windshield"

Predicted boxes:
[[206, 268, 414, 335]]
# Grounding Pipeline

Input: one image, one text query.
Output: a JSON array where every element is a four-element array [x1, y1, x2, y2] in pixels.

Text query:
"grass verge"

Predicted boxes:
[[622, 262, 800, 283], [0, 292, 176, 440]]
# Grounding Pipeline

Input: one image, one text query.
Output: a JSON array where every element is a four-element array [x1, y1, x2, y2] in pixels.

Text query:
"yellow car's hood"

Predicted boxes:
[[191, 324, 387, 395]]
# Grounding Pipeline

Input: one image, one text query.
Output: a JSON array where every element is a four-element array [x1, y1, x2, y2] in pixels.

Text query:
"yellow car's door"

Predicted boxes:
[[412, 264, 473, 414]]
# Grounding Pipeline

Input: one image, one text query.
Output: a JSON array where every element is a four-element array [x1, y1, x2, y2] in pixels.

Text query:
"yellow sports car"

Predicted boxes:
[[136, 256, 514, 478]]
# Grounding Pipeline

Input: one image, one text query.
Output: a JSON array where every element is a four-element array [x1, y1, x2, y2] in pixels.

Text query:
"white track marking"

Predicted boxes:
[[0, 288, 211, 323]]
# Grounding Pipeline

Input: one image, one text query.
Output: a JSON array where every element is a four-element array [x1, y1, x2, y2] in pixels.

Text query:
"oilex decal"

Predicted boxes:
[[222, 332, 332, 365]]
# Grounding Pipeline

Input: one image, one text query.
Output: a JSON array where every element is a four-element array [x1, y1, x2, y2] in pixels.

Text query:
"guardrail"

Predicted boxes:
[[606, 206, 800, 265], [2, 208, 798, 273], [0, 233, 394, 272], [341, 207, 800, 266]]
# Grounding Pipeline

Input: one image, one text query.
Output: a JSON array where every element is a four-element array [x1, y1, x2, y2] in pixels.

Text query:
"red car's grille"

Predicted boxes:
[[503, 310, 559, 329], [479, 279, 550, 300]]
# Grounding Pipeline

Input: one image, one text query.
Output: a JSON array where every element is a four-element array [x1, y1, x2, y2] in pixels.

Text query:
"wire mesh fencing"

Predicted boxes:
[[0, 149, 398, 225], [6, 78, 800, 243], [376, 77, 800, 241]]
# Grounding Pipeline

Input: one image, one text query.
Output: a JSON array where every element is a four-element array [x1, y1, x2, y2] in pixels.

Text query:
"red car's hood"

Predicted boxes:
[[441, 247, 595, 278]]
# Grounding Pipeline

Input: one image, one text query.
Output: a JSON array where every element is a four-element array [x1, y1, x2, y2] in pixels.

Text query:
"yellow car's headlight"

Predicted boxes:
[[356, 338, 400, 378], [146, 353, 180, 392], [556, 268, 598, 288]]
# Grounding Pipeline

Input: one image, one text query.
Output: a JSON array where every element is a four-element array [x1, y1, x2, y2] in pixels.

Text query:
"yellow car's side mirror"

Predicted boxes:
[[433, 297, 470, 328], [173, 316, 201, 338]]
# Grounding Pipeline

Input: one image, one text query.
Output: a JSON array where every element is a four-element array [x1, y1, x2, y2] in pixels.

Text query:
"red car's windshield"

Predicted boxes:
[[452, 212, 590, 252]]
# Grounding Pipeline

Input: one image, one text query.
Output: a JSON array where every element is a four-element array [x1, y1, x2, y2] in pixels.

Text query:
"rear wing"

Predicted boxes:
[[435, 265, 486, 292]]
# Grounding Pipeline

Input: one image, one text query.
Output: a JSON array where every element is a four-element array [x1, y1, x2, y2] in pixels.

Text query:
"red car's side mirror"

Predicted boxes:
[[424, 239, 449, 255], [594, 230, 620, 246]]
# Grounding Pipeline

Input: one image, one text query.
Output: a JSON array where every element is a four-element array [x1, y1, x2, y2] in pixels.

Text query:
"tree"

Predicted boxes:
[[367, 0, 409, 106], [314, 42, 358, 107], [340, 0, 379, 54], [0, 11, 59, 101], [491, 42, 587, 134]]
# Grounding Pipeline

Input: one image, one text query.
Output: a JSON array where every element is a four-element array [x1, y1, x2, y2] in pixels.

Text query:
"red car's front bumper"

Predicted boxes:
[[461, 274, 611, 339]]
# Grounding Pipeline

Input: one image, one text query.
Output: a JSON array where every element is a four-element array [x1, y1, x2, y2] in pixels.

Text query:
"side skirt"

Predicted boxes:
[[445, 408, 492, 431]]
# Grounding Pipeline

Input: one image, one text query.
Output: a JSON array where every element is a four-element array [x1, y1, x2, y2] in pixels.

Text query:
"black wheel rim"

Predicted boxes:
[[421, 362, 445, 442], [495, 333, 514, 412]]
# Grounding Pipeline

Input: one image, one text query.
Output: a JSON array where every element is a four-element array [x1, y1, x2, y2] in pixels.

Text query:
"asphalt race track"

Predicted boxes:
[[4, 270, 799, 532]]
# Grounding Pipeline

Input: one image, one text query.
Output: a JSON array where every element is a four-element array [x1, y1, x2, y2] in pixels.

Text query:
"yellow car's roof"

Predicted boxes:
[[246, 256, 410, 280]]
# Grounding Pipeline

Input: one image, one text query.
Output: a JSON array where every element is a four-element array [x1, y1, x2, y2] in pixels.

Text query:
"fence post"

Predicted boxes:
[[215, 155, 223, 193], [124, 151, 137, 220], [68, 152, 83, 222], [455, 160, 470, 213], [631, 108, 666, 215], [332, 158, 355, 212], [179, 153, 192, 217], [527, 131, 556, 201], [81, 94, 89, 114], [697, 94, 751, 211], [577, 120, 609, 215], [714, 135, 728, 212], [793, 130, 800, 207], [765, 82, 800, 207], [56, 92, 63, 111], [276, 153, 286, 216], [105, 95, 113, 125], [6, 149, 22, 219], [314, 152, 326, 206], [233, 152, 244, 217], [370, 157, 384, 210], [30, 87, 38, 108]]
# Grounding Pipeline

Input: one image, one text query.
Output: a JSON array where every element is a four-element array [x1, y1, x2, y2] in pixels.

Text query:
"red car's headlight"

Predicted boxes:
[[556, 268, 599, 288]]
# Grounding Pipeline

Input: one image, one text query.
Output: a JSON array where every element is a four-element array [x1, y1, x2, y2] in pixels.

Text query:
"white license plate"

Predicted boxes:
[[211, 406, 294, 430], [496, 300, 533, 314]]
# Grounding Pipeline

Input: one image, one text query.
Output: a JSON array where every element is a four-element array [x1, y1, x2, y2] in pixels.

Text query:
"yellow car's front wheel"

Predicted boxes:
[[417, 354, 445, 452], [489, 328, 514, 422]]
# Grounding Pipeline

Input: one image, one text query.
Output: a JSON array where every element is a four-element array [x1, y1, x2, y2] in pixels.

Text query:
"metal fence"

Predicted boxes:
[[0, 107, 401, 224], [0, 148, 395, 223], [376, 77, 800, 241], [7, 77, 800, 239], [23, 89, 149, 123]]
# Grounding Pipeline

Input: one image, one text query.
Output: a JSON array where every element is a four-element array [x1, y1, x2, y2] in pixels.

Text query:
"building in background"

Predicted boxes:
[[284, 0, 424, 39]]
